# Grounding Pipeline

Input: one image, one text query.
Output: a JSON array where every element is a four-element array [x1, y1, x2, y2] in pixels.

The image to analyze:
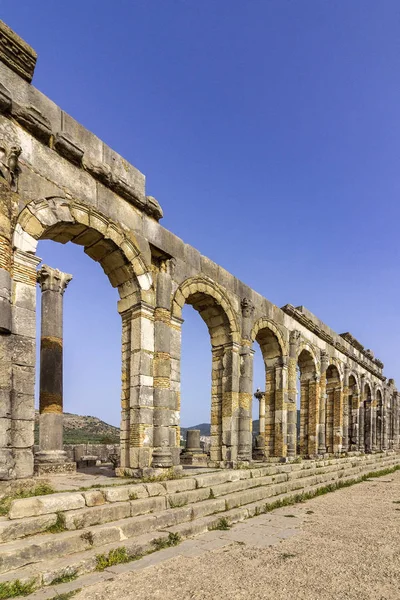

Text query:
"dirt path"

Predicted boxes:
[[74, 471, 400, 600]]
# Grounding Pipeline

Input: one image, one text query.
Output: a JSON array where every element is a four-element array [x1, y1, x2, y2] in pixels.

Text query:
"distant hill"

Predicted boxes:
[[34, 411, 120, 445], [182, 410, 301, 440]]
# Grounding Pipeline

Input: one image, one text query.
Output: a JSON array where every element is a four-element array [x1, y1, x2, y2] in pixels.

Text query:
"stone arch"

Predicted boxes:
[[325, 363, 342, 453], [172, 276, 240, 345], [12, 196, 155, 473], [14, 196, 153, 305], [171, 276, 240, 464], [251, 322, 285, 458], [297, 347, 318, 456], [250, 318, 287, 356]]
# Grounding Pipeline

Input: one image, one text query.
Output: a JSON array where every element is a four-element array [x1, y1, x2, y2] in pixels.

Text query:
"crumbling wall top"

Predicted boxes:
[[0, 20, 37, 83]]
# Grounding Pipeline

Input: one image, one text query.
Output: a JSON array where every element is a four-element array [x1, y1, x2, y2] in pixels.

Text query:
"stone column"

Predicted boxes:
[[382, 391, 388, 451], [318, 351, 329, 455], [152, 267, 173, 469], [237, 346, 254, 462], [308, 374, 320, 456], [35, 265, 74, 473], [274, 358, 287, 457], [287, 331, 299, 458], [342, 367, 349, 452], [371, 399, 378, 452], [333, 384, 343, 454], [393, 393, 400, 449], [238, 299, 255, 462], [358, 400, 365, 452], [364, 400, 372, 453], [253, 388, 265, 459]]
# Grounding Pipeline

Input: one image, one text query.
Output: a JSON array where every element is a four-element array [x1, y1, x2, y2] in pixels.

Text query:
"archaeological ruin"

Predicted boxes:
[[0, 20, 399, 481]]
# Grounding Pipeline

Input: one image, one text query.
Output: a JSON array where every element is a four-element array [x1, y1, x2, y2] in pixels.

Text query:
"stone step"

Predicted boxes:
[[0, 453, 397, 577], [1, 453, 398, 597], [0, 453, 395, 545]]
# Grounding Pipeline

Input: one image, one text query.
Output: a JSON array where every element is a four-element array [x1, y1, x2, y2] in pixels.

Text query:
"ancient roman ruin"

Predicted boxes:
[[0, 21, 399, 481]]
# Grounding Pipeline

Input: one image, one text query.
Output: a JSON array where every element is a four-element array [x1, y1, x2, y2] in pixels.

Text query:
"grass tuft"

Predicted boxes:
[[152, 532, 181, 550], [49, 570, 78, 586], [48, 589, 81, 600], [46, 512, 66, 534], [211, 517, 230, 531], [0, 579, 36, 599]]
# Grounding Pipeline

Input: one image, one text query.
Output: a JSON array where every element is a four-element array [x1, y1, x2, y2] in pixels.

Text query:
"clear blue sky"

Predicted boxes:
[[2, 1, 399, 427]]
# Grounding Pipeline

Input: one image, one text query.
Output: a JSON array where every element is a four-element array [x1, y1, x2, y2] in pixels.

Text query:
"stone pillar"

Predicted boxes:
[[382, 391, 388, 451], [342, 367, 349, 452], [274, 358, 287, 457], [333, 384, 343, 454], [181, 429, 208, 465], [221, 341, 240, 464], [364, 400, 372, 453], [152, 268, 173, 469], [237, 346, 254, 462], [0, 180, 15, 479], [307, 374, 320, 456], [253, 388, 265, 459], [35, 265, 75, 473], [238, 298, 255, 462], [318, 351, 329, 455], [358, 399, 365, 452], [371, 399, 378, 452], [287, 331, 299, 458], [393, 392, 400, 449]]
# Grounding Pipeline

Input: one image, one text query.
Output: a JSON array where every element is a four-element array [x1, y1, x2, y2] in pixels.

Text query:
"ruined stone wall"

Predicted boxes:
[[0, 22, 398, 479]]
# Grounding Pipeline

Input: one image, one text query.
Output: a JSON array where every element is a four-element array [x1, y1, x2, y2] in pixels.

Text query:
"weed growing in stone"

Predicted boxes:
[[212, 517, 230, 531], [80, 531, 94, 546], [0, 579, 36, 599], [152, 532, 181, 550], [46, 512, 66, 534], [95, 547, 133, 571], [284, 514, 296, 518], [168, 497, 187, 508], [50, 570, 78, 586], [0, 483, 55, 517]]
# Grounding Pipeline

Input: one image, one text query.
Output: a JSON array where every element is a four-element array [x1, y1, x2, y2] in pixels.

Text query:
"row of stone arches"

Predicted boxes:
[[5, 192, 399, 479]]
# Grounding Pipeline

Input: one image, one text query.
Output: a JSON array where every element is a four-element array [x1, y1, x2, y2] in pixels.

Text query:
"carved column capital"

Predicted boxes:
[[37, 265, 72, 294]]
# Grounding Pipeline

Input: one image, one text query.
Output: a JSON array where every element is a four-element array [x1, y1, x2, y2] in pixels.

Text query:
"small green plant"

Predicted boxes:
[[0, 579, 36, 599], [152, 532, 181, 550], [209, 489, 215, 499], [129, 492, 138, 500], [49, 570, 78, 586], [0, 483, 55, 517], [46, 512, 66, 534], [306, 510, 314, 514], [392, 500, 400, 504], [212, 517, 230, 531], [284, 514, 296, 518], [95, 547, 133, 571]]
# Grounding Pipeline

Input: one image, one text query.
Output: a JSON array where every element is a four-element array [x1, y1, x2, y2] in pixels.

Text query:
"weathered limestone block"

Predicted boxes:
[[62, 502, 131, 530], [82, 490, 105, 507], [9, 492, 85, 519], [130, 495, 166, 516], [144, 482, 166, 497], [0, 513, 57, 542]]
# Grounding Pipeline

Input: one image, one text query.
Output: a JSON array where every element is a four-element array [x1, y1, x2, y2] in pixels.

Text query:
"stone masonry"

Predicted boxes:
[[0, 20, 399, 479]]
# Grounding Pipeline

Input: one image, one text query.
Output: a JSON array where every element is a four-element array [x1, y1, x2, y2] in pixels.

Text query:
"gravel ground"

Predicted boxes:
[[75, 471, 400, 600]]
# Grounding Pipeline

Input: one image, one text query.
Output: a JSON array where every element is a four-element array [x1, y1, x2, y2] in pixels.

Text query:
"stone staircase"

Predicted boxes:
[[0, 452, 399, 596]]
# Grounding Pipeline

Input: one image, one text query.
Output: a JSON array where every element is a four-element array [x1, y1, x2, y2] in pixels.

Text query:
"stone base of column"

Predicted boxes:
[[180, 452, 208, 466], [34, 450, 76, 476], [151, 448, 173, 468]]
